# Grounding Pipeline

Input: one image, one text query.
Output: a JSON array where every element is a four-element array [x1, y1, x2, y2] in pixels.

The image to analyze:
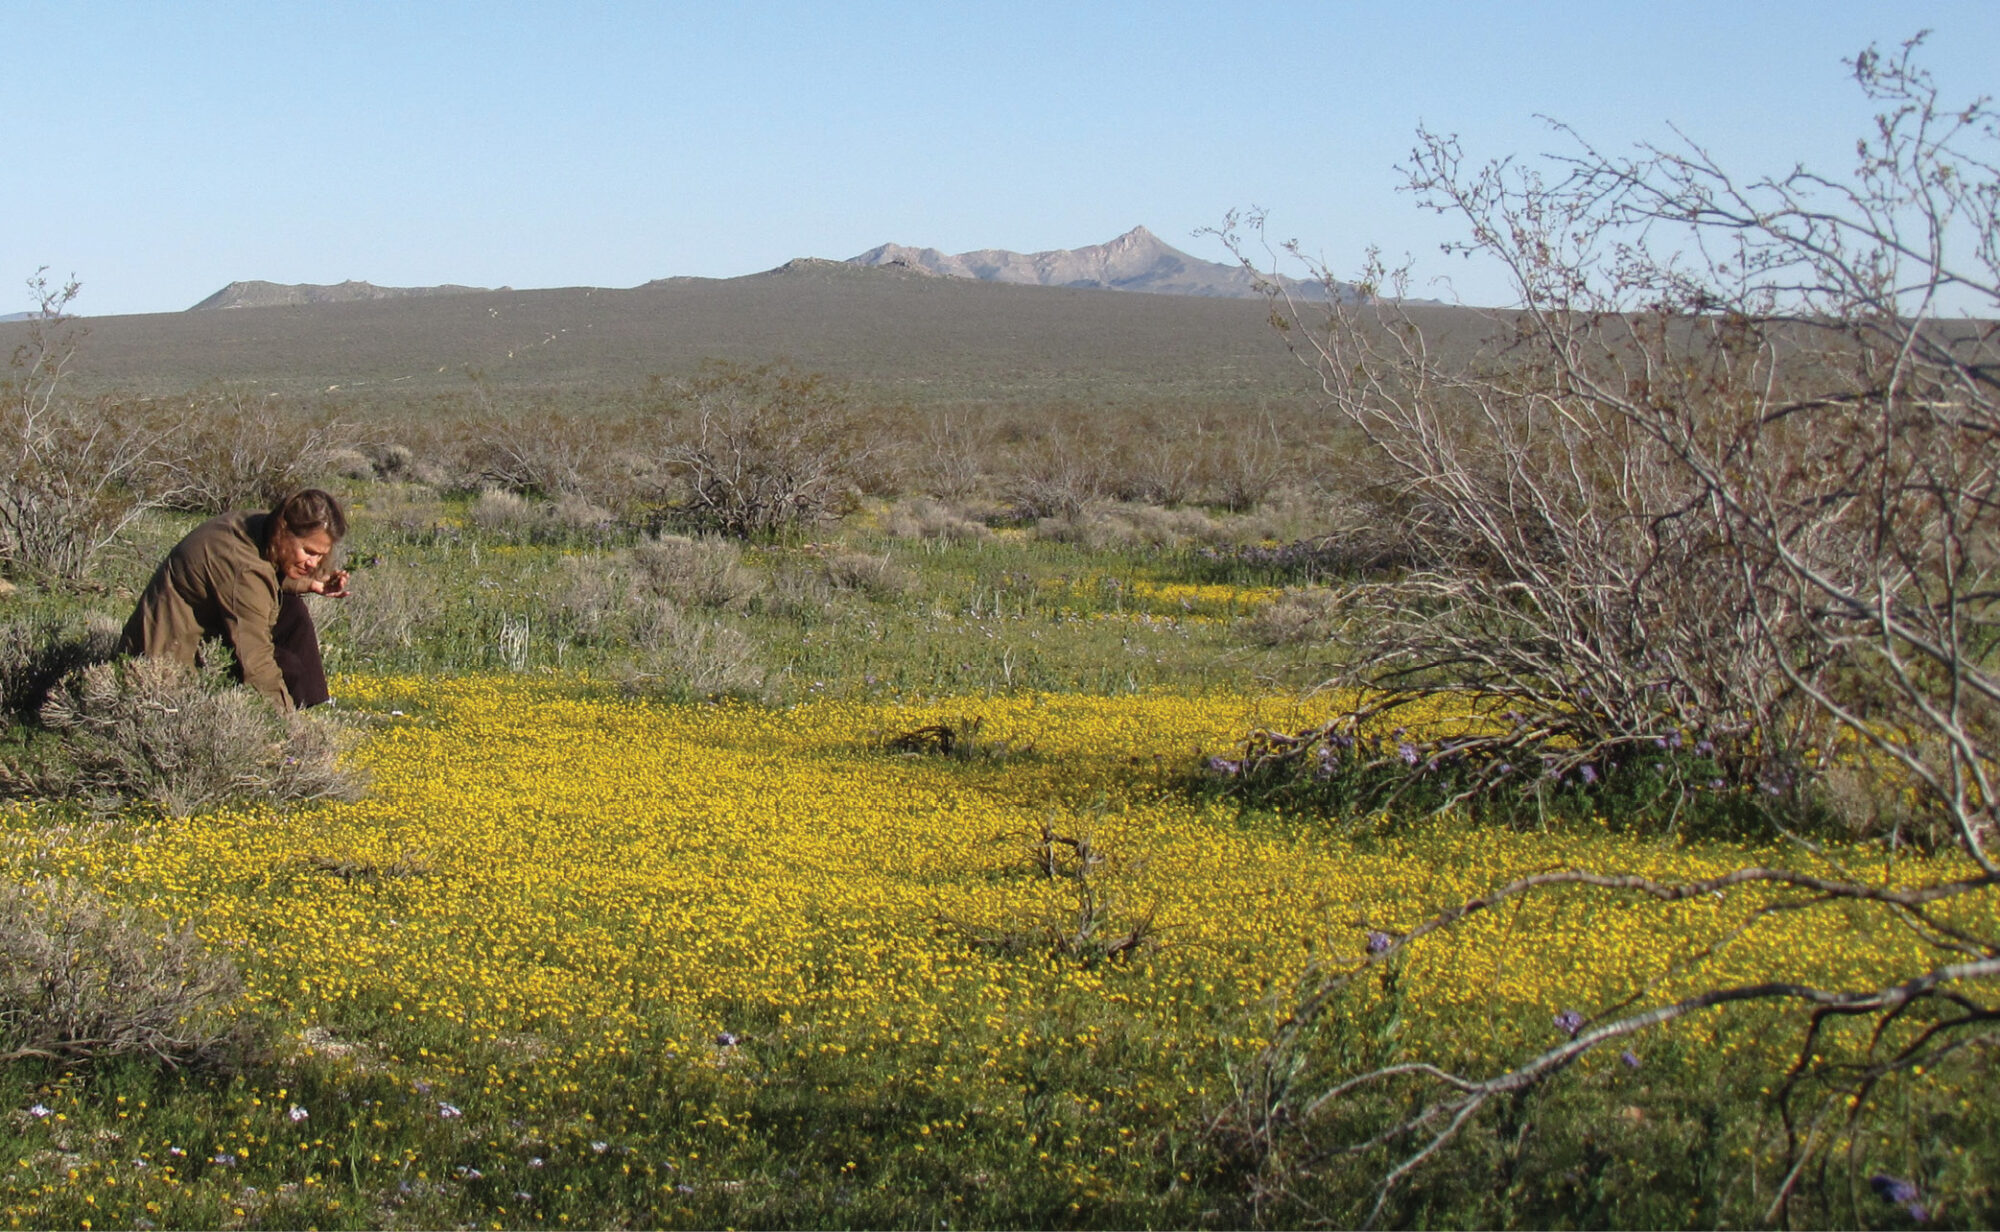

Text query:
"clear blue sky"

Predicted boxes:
[[7, 1, 1994, 317]]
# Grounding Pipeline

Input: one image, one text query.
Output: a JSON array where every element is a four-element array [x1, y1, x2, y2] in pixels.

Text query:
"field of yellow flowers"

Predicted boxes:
[[5, 673, 1992, 1228]]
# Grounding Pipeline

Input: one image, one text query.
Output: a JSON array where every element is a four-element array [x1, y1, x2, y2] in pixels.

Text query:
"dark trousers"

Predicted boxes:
[[272, 592, 331, 708]]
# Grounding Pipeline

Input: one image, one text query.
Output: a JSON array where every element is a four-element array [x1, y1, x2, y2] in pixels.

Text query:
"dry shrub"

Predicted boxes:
[[323, 447, 376, 483], [1037, 502, 1226, 550], [622, 600, 766, 699], [630, 534, 763, 610], [1002, 429, 1105, 521], [0, 613, 120, 721], [764, 561, 834, 621], [1104, 433, 1204, 507], [822, 551, 916, 599], [4, 657, 364, 816], [553, 554, 624, 638], [0, 878, 245, 1068], [911, 413, 994, 501], [880, 497, 991, 543], [364, 441, 416, 479], [467, 487, 615, 543], [462, 408, 627, 504], [315, 560, 444, 654], [160, 395, 348, 514], [1245, 587, 1346, 646], [643, 362, 872, 537]]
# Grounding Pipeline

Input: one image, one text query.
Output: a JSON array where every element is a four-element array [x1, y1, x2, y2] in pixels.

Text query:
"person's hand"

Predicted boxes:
[[314, 569, 351, 599]]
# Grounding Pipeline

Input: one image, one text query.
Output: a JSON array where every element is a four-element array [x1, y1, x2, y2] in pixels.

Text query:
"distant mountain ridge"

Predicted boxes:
[[186, 227, 1348, 313], [847, 225, 1338, 300], [190, 279, 498, 311]]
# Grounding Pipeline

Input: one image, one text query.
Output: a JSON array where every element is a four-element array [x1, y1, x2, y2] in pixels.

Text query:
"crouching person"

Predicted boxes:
[[119, 489, 351, 712]]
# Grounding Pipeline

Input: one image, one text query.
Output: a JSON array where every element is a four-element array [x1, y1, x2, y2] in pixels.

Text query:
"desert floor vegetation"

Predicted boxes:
[[0, 473, 1990, 1227], [1, 38, 1996, 1231]]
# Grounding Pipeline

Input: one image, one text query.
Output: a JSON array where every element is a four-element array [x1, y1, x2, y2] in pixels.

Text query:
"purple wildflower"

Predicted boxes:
[[715, 1031, 740, 1048], [1578, 763, 1599, 784], [1620, 1050, 1641, 1069], [1869, 1174, 1928, 1222], [437, 1101, 463, 1119], [1398, 742, 1420, 766], [1366, 931, 1393, 956], [1695, 739, 1715, 755], [1206, 756, 1242, 777], [212, 1153, 236, 1167], [1554, 1009, 1585, 1037], [288, 1105, 308, 1123]]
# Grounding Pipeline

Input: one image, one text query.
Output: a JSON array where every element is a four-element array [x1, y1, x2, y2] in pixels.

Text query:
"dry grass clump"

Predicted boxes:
[[1244, 587, 1347, 646], [552, 553, 625, 638], [467, 487, 616, 543], [0, 878, 245, 1069], [621, 600, 766, 700], [822, 550, 916, 599], [630, 534, 763, 610], [315, 559, 445, 654], [1035, 502, 1226, 550], [0, 613, 120, 721], [879, 497, 992, 543], [2, 657, 364, 816]]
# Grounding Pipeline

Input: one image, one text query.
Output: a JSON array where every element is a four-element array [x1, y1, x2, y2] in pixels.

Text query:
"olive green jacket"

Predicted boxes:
[[118, 511, 292, 711]]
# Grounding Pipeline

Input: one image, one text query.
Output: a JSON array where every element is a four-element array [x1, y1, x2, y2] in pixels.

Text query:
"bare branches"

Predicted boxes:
[[1210, 36, 2000, 1222]]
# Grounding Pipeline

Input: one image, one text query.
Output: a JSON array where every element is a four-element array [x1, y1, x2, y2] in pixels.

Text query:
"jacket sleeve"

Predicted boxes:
[[219, 568, 293, 713]]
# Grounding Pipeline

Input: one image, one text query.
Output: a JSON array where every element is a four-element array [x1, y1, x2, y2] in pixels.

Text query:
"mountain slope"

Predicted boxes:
[[848, 225, 1337, 300], [190, 280, 496, 311]]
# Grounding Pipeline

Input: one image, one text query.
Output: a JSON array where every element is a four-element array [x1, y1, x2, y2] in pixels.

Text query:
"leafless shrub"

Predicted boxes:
[[462, 407, 624, 504], [642, 362, 871, 537], [4, 656, 364, 816], [1213, 38, 2000, 1222], [159, 393, 348, 514], [822, 550, 915, 599], [938, 822, 1158, 967], [1201, 410, 1293, 512], [912, 413, 993, 501], [621, 600, 766, 699], [1002, 428, 1104, 521], [1107, 432, 1204, 507], [0, 612, 120, 720], [0, 274, 179, 584], [630, 534, 763, 610], [0, 878, 245, 1069]]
